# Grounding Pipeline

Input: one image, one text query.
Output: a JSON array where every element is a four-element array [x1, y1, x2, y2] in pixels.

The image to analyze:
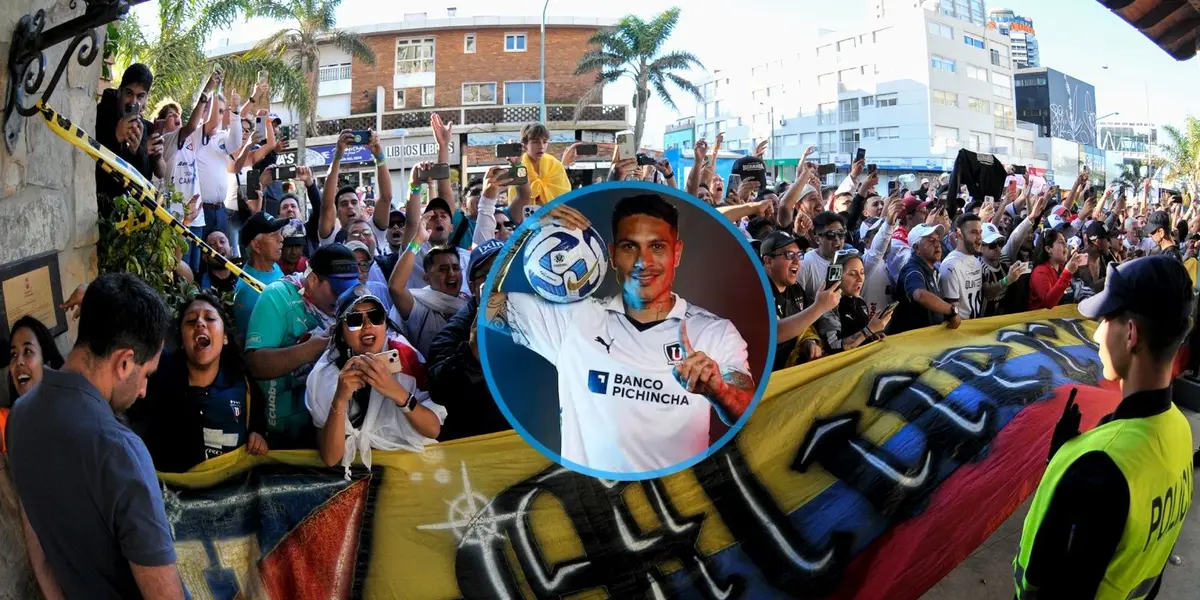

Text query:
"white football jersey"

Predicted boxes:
[[506, 292, 751, 474], [939, 249, 984, 319]]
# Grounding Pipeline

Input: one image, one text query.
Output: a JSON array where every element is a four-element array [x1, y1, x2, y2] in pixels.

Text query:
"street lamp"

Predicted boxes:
[[1098, 111, 1120, 121], [540, 0, 550, 124]]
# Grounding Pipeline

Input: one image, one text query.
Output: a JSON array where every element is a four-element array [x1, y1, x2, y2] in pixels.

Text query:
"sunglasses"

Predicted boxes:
[[357, 259, 373, 272], [820, 230, 847, 240], [496, 221, 517, 231], [985, 242, 1001, 250], [344, 307, 385, 331]]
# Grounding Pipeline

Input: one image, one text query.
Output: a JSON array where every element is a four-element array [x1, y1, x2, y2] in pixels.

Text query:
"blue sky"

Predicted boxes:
[[132, 0, 1199, 143]]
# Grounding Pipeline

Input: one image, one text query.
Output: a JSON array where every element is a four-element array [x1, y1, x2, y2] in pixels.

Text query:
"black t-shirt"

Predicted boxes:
[[773, 283, 808, 371]]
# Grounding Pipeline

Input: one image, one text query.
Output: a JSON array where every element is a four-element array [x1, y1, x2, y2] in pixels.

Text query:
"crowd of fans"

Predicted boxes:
[[0, 61, 1197, 598]]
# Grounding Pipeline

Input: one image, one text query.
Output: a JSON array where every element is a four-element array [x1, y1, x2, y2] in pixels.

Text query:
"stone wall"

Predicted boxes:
[[0, 1, 103, 597]]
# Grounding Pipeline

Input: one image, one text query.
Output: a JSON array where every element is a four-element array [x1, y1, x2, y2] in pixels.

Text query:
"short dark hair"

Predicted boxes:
[[813, 211, 846, 233], [422, 245, 460, 272], [955, 212, 981, 233], [1110, 309, 1194, 364], [521, 123, 551, 144], [6, 315, 66, 402], [75, 273, 170, 364], [335, 186, 359, 203], [119, 63, 154, 91], [747, 217, 775, 240], [155, 102, 181, 121], [611, 194, 679, 240]]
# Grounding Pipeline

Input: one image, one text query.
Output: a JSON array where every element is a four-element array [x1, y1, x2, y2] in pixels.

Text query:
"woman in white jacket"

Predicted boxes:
[[306, 285, 446, 479]]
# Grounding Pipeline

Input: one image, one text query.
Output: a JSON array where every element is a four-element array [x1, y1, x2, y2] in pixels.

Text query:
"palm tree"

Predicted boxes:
[[245, 0, 376, 158], [1113, 160, 1150, 190], [574, 7, 704, 151], [113, 0, 308, 120], [1160, 117, 1200, 197]]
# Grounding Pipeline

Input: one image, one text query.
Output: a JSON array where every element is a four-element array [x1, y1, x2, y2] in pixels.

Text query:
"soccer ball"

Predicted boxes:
[[522, 224, 608, 303]]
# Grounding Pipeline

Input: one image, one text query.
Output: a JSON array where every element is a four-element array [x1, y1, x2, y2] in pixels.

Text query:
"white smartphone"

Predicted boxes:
[[371, 349, 404, 374], [254, 115, 267, 142], [616, 130, 636, 161]]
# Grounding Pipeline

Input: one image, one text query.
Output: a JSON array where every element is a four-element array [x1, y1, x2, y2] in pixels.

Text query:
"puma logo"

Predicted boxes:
[[566, 260, 600, 292], [595, 336, 613, 353]]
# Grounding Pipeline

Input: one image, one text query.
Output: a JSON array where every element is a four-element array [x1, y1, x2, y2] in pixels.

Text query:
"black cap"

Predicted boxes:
[[388, 209, 406, 227], [1079, 255, 1193, 321], [759, 231, 800, 258], [309, 244, 361, 298], [1144, 210, 1171, 236], [731, 155, 768, 188], [425, 197, 452, 215], [240, 212, 289, 247], [469, 239, 505, 281], [1085, 220, 1110, 240]]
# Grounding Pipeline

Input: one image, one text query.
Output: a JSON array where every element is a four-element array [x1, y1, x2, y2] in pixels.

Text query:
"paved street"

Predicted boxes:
[[923, 410, 1200, 600]]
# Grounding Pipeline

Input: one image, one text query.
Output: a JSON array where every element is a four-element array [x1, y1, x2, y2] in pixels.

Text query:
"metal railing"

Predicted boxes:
[[281, 104, 627, 139]]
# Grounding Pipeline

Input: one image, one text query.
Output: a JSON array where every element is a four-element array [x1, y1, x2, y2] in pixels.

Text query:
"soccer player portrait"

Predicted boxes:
[[483, 193, 758, 475]]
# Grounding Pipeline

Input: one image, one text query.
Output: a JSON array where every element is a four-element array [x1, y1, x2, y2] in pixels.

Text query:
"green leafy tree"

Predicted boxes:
[[574, 7, 704, 151], [1159, 117, 1200, 197], [245, 0, 376, 158]]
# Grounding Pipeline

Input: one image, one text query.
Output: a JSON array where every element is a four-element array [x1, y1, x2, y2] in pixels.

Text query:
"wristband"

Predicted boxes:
[[1001, 276, 1009, 287], [198, 93, 209, 104], [406, 241, 421, 255], [374, 153, 385, 162], [409, 185, 422, 195]]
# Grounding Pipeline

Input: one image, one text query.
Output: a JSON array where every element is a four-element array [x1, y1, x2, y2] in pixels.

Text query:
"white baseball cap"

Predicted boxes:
[[981, 222, 1005, 245], [908, 223, 945, 247], [1047, 205, 1070, 230]]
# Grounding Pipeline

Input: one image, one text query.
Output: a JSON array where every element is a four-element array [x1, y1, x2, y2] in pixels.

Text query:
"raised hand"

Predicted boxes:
[[432, 113, 454, 149], [674, 320, 725, 396], [754, 139, 768, 158], [1007, 260, 1028, 281], [336, 129, 354, 154], [539, 204, 591, 231], [368, 129, 383, 157]]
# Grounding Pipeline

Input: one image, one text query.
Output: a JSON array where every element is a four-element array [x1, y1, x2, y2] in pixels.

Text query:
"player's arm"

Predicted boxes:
[[675, 321, 754, 425]]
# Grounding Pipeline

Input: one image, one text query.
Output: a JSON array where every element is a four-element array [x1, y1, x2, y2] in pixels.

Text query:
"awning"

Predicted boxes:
[[1096, 0, 1200, 60]]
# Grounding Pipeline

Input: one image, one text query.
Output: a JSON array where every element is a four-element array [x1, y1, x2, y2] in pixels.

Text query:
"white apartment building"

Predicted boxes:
[[693, 3, 1046, 185]]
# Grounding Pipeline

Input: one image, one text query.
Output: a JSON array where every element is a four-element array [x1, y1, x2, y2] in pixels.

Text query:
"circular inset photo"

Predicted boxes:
[[478, 181, 776, 480]]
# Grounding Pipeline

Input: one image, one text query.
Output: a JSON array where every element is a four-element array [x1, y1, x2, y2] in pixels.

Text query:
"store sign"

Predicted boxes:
[[279, 137, 459, 169], [466, 131, 575, 146]]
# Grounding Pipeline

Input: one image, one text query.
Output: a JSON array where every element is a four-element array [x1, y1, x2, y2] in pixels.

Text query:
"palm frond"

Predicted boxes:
[[642, 7, 682, 56], [186, 0, 248, 42], [331, 29, 376, 66], [247, 0, 297, 24], [647, 49, 703, 74], [574, 49, 626, 76]]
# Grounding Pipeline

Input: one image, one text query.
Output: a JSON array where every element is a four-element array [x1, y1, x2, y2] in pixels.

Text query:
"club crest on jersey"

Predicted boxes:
[[663, 342, 685, 365]]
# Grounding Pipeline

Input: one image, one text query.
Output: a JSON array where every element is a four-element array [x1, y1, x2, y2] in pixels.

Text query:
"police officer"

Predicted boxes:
[[1014, 255, 1195, 600]]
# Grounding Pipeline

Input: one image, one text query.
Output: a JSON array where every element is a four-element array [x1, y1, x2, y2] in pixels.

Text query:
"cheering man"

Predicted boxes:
[[485, 194, 754, 474]]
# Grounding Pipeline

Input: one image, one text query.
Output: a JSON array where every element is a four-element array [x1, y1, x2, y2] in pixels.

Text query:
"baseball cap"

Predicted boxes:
[[239, 212, 289, 248], [1079, 255, 1194, 322], [731, 155, 768, 187], [859, 217, 884, 241], [1143, 210, 1171, 236], [469, 239, 505, 281], [269, 112, 282, 126], [907, 223, 945, 247], [334, 284, 385, 322], [388, 209, 406, 228], [759, 231, 800, 258], [981, 222, 1005, 245], [425, 197, 452, 216], [344, 240, 371, 256], [1047, 205, 1071, 230], [282, 218, 306, 246], [902, 196, 928, 215], [1085, 221, 1110, 240], [309, 244, 361, 298]]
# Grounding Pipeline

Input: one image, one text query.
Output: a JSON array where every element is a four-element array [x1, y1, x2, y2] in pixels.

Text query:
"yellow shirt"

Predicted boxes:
[[512, 153, 572, 207]]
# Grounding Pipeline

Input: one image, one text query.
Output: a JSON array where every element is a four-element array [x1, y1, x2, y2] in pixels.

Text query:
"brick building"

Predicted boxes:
[[209, 13, 629, 194]]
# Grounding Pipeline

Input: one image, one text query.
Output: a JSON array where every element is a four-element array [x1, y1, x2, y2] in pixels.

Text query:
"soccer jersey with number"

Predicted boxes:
[[939, 249, 984, 319], [506, 293, 751, 474]]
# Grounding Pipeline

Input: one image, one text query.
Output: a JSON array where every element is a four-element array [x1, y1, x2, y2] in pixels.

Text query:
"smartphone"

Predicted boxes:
[[151, 119, 166, 137], [855, 148, 866, 163], [880, 301, 900, 317], [254, 116, 267, 141], [371, 349, 404, 374], [349, 130, 371, 145], [508, 163, 529, 185], [728, 174, 742, 191], [576, 143, 599, 156], [818, 163, 837, 176], [271, 164, 297, 180], [867, 164, 877, 174], [122, 102, 141, 119], [1049, 185, 1062, 203], [495, 142, 523, 158], [635, 153, 657, 167], [1012, 165, 1027, 175], [825, 263, 844, 288], [616, 129, 637, 161], [426, 163, 451, 181], [888, 180, 900, 194], [257, 69, 269, 86], [246, 169, 261, 200]]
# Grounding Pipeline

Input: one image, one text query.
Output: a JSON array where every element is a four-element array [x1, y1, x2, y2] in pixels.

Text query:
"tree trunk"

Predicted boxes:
[[633, 67, 650, 152]]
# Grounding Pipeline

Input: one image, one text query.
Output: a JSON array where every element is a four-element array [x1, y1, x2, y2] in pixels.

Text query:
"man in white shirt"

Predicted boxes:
[[940, 212, 985, 319], [484, 194, 756, 475], [194, 91, 243, 242], [395, 163, 472, 296], [797, 211, 848, 304], [318, 129, 395, 251]]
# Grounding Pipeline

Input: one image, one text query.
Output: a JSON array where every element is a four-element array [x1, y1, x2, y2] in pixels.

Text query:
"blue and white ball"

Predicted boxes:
[[522, 224, 608, 303]]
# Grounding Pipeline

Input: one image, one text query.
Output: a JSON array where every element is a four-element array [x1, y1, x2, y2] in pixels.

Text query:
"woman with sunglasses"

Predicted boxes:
[[128, 293, 269, 472], [3, 316, 65, 454], [815, 250, 892, 353], [306, 286, 444, 479]]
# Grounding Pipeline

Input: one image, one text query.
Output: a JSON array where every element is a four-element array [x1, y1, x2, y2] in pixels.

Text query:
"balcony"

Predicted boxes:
[[281, 104, 628, 139]]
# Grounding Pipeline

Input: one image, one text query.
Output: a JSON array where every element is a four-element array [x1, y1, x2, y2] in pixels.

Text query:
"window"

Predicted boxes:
[[861, 95, 875, 107], [968, 97, 990, 114], [963, 34, 985, 49], [819, 131, 838, 152], [838, 68, 860, 92], [966, 64, 988, 82], [876, 93, 898, 107], [837, 38, 856, 51], [931, 55, 956, 73], [932, 90, 958, 107], [504, 81, 543, 104], [967, 131, 990, 151], [818, 102, 837, 126], [800, 133, 817, 147], [876, 126, 900, 140], [462, 82, 497, 104], [928, 21, 954, 39], [784, 134, 799, 146], [393, 88, 406, 109], [817, 45, 832, 58], [994, 104, 1015, 130], [873, 28, 892, 44], [839, 129, 860, 154], [839, 98, 859, 123], [464, 33, 476, 53], [995, 135, 1014, 153], [817, 73, 834, 88], [992, 73, 1012, 98], [990, 47, 1010, 68], [863, 127, 876, 138], [318, 63, 351, 82], [422, 86, 435, 107], [505, 33, 527, 52], [395, 38, 435, 74], [934, 126, 959, 144]]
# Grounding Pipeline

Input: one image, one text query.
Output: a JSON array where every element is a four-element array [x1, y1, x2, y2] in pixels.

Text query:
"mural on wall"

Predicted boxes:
[[1048, 70, 1097, 146]]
